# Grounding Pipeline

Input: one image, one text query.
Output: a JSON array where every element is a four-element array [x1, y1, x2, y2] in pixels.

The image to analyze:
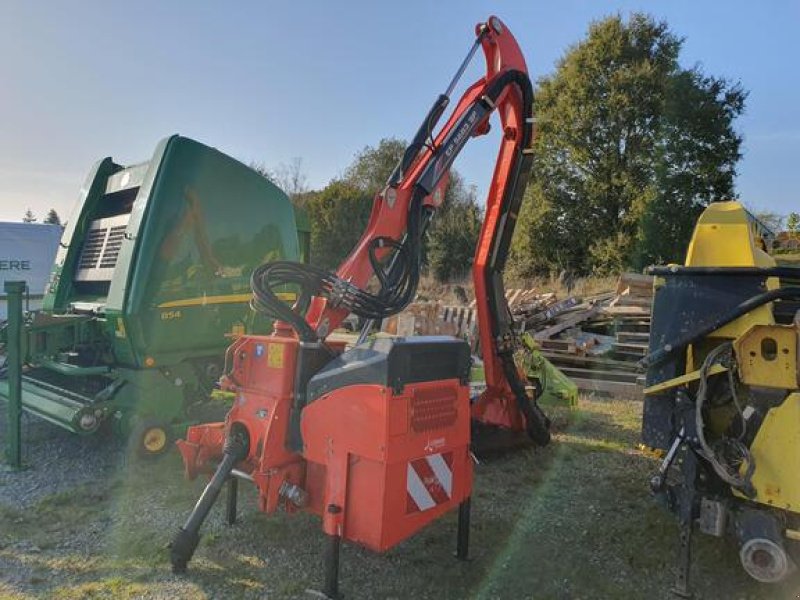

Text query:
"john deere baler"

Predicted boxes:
[[0, 135, 307, 455]]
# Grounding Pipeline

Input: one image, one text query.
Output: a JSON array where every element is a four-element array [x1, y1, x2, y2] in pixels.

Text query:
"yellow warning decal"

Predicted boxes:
[[267, 343, 284, 368]]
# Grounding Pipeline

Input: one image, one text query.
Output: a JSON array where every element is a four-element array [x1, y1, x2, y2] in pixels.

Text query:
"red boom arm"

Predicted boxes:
[[171, 16, 550, 584], [256, 15, 550, 442]]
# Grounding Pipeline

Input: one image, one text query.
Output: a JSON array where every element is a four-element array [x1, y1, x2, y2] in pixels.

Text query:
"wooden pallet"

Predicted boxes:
[[567, 376, 643, 399], [541, 351, 640, 372], [557, 366, 641, 384]]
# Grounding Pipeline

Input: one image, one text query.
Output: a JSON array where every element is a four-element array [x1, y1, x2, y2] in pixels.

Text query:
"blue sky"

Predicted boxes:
[[1, 1, 797, 223]]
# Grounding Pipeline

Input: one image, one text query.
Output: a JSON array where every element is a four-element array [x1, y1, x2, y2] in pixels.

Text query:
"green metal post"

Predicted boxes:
[[4, 280, 25, 470]]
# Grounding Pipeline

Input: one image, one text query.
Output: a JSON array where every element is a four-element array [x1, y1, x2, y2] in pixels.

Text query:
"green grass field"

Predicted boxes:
[[1, 397, 798, 599]]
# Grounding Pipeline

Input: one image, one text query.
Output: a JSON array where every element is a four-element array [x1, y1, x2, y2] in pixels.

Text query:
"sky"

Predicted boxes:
[[1, 0, 798, 224]]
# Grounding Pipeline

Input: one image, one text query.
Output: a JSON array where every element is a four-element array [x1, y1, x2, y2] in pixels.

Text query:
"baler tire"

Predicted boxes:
[[130, 419, 172, 458]]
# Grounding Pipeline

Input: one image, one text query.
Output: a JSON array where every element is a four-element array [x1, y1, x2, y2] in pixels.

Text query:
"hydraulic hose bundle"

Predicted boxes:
[[694, 342, 756, 494], [251, 189, 428, 341]]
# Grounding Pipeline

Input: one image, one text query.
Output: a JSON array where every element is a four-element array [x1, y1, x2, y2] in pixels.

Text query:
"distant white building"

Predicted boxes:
[[0, 222, 62, 319]]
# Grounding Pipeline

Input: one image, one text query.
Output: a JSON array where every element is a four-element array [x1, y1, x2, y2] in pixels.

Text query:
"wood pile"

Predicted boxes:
[[376, 272, 655, 398], [605, 272, 654, 315], [537, 272, 653, 397]]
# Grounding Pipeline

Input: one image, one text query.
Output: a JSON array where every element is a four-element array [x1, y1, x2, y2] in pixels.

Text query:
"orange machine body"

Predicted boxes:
[[172, 18, 547, 595], [178, 330, 472, 552], [178, 328, 307, 514], [303, 378, 472, 550]]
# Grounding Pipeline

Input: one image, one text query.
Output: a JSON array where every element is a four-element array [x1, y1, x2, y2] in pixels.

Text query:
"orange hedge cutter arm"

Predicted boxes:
[[251, 15, 550, 442]]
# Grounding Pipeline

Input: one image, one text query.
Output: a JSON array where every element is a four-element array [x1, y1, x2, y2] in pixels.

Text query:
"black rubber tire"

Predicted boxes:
[[129, 418, 172, 458]]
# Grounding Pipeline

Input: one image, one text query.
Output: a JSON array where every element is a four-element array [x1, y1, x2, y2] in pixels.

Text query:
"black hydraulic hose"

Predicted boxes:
[[466, 67, 550, 446], [484, 69, 534, 145], [249, 70, 534, 343], [641, 286, 800, 369], [388, 95, 450, 187], [170, 436, 248, 574], [500, 354, 551, 446], [249, 187, 428, 339]]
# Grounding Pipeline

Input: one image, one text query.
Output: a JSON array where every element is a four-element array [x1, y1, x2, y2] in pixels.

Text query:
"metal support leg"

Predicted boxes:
[[671, 452, 697, 599], [322, 533, 341, 600], [672, 521, 694, 598], [456, 496, 471, 560], [170, 436, 246, 573], [4, 281, 24, 471], [226, 476, 238, 525]]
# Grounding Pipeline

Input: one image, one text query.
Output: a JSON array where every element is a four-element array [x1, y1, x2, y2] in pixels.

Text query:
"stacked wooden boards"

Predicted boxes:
[[534, 273, 653, 397]]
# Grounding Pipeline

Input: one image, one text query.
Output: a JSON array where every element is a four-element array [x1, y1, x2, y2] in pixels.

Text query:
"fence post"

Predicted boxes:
[[4, 280, 25, 470]]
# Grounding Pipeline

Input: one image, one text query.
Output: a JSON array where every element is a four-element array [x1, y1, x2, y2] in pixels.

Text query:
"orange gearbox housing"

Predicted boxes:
[[178, 332, 472, 552], [303, 377, 472, 550]]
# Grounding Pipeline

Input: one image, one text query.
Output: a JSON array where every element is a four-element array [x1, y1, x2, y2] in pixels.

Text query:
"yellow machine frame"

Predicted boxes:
[[643, 200, 800, 590]]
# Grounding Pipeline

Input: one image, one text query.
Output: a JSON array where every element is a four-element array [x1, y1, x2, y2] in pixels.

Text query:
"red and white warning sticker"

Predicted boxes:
[[406, 452, 453, 513]]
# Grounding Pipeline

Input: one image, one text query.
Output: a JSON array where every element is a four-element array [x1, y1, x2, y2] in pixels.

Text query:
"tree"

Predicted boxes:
[[343, 138, 405, 193], [251, 157, 309, 200], [511, 13, 746, 275], [426, 173, 482, 282], [340, 138, 483, 282], [304, 181, 372, 269], [22, 209, 36, 223], [43, 208, 62, 226], [753, 211, 784, 235], [300, 139, 404, 269], [787, 212, 799, 236]]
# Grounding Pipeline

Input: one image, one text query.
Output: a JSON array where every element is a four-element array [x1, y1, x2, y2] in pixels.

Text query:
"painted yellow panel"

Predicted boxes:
[[736, 392, 800, 513], [684, 201, 776, 339], [735, 324, 799, 390], [157, 291, 296, 309], [685, 201, 774, 268], [644, 364, 729, 396]]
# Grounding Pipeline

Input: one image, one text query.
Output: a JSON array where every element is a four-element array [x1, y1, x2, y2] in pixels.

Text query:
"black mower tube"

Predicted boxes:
[[170, 437, 247, 573]]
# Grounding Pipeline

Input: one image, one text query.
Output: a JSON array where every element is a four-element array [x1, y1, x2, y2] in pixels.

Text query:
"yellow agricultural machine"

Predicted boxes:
[[642, 201, 800, 595]]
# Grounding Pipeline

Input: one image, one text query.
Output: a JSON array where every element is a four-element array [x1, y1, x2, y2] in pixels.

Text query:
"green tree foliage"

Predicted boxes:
[[300, 138, 404, 269], [343, 138, 405, 193], [303, 181, 372, 270], [785, 211, 799, 235], [340, 138, 483, 282], [426, 173, 482, 282], [43, 208, 61, 226], [256, 138, 483, 279], [22, 209, 36, 223], [512, 13, 746, 275]]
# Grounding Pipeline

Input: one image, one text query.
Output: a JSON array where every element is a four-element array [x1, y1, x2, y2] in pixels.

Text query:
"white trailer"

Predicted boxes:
[[0, 222, 62, 320]]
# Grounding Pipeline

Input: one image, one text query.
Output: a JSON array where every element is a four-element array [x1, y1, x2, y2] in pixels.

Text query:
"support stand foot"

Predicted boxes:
[[456, 496, 471, 560], [226, 476, 238, 525], [322, 533, 341, 599], [169, 435, 246, 574], [671, 521, 694, 598]]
